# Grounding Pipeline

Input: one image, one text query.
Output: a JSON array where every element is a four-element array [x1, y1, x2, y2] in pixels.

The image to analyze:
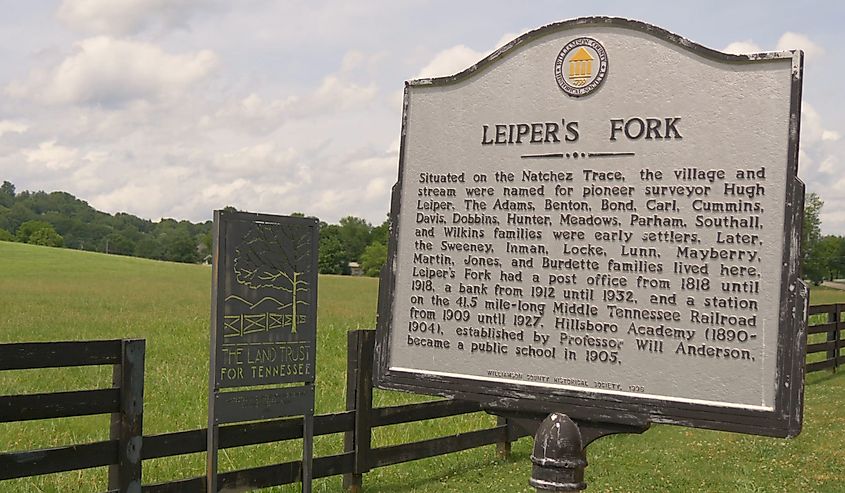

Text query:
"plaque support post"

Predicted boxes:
[[526, 412, 649, 492], [206, 411, 219, 492], [302, 382, 315, 493]]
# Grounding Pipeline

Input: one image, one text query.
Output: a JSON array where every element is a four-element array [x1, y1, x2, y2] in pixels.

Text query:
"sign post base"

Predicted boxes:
[[487, 409, 649, 492]]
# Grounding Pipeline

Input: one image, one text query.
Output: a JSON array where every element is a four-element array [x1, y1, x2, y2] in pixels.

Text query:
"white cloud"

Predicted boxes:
[[7, 36, 218, 106], [818, 156, 839, 174], [723, 32, 823, 61], [23, 141, 79, 170], [822, 130, 841, 142], [308, 75, 378, 112], [215, 142, 303, 180], [364, 177, 388, 201], [801, 103, 840, 145], [57, 0, 219, 35], [414, 28, 530, 80], [0, 121, 28, 137], [204, 73, 377, 134], [493, 30, 530, 51], [776, 32, 824, 61], [91, 182, 167, 217], [722, 40, 763, 54], [415, 45, 485, 79]]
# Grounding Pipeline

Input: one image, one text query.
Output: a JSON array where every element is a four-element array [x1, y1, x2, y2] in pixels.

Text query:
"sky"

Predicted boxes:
[[0, 1, 843, 233]]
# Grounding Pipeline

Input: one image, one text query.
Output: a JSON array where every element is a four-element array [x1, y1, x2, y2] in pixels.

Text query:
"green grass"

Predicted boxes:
[[1, 241, 844, 492], [809, 286, 845, 306]]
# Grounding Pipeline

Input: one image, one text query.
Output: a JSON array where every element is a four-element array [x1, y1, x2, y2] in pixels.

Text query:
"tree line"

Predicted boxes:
[[0, 181, 389, 276], [3, 180, 842, 283], [802, 193, 845, 284]]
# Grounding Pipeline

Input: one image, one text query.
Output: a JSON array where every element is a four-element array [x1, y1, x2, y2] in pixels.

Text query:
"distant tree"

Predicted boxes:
[[360, 241, 387, 277], [0, 181, 14, 208], [290, 212, 305, 217], [16, 220, 53, 243], [369, 216, 390, 247], [812, 235, 845, 281], [0, 181, 14, 195], [134, 237, 164, 259], [835, 237, 845, 281], [0, 228, 14, 242], [802, 193, 822, 255], [105, 232, 135, 256], [318, 224, 349, 275], [28, 227, 64, 247], [338, 216, 372, 262], [162, 232, 200, 263], [17, 220, 63, 247], [802, 193, 824, 282], [198, 232, 213, 257], [4, 202, 35, 233]]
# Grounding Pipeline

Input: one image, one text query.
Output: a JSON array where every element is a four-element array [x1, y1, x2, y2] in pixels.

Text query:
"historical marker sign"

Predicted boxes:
[[208, 210, 318, 492], [374, 18, 808, 437]]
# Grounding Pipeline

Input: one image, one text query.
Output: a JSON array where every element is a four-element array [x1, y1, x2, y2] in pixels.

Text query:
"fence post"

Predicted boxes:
[[343, 330, 375, 493], [496, 416, 512, 459], [835, 304, 843, 372], [827, 305, 839, 372], [108, 339, 145, 492]]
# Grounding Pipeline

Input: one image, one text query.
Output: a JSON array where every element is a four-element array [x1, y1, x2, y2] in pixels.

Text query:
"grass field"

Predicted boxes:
[[1, 241, 844, 492]]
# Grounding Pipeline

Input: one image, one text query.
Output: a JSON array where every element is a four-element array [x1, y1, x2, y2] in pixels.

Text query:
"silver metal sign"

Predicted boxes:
[[374, 17, 808, 438]]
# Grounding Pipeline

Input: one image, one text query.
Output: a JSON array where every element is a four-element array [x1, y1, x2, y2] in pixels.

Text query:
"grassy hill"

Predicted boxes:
[[0, 241, 844, 492]]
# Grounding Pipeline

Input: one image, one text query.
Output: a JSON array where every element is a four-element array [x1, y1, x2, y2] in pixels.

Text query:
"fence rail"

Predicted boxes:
[[807, 303, 844, 373], [0, 338, 144, 491], [2, 304, 844, 492]]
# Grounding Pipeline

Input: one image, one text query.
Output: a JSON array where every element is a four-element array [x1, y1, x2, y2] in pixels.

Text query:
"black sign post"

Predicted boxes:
[[207, 210, 318, 493]]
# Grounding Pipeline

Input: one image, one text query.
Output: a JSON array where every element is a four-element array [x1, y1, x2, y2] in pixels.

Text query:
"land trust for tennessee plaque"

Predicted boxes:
[[374, 17, 808, 437], [210, 211, 318, 391], [207, 210, 319, 492]]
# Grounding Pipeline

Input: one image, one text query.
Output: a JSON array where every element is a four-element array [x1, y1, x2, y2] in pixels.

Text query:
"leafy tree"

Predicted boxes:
[[0, 228, 14, 242], [835, 237, 845, 281], [801, 193, 824, 282], [17, 220, 63, 247], [198, 231, 213, 259], [338, 216, 372, 262], [360, 241, 387, 277], [16, 220, 53, 243], [0, 181, 14, 208], [318, 224, 349, 275], [162, 232, 200, 263], [135, 238, 164, 259], [3, 202, 35, 234], [105, 232, 135, 256], [814, 235, 845, 281], [370, 216, 390, 247], [28, 227, 64, 247]]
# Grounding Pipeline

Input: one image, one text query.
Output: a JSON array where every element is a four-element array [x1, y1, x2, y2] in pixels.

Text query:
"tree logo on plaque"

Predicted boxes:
[[229, 223, 311, 335], [554, 37, 608, 97]]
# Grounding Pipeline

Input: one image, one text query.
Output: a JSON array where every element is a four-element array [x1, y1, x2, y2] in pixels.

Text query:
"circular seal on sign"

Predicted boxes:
[[554, 37, 608, 97]]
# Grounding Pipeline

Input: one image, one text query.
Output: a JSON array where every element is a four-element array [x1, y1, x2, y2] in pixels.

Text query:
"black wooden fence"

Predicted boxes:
[[2, 306, 844, 492], [806, 303, 845, 373], [0, 331, 524, 492], [0, 339, 145, 491]]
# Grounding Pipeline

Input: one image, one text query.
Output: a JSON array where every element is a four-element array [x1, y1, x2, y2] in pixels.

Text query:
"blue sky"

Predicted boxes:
[[0, 1, 842, 233]]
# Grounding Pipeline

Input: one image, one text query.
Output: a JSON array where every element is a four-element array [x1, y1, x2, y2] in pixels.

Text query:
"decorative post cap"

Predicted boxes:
[[530, 413, 587, 491]]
